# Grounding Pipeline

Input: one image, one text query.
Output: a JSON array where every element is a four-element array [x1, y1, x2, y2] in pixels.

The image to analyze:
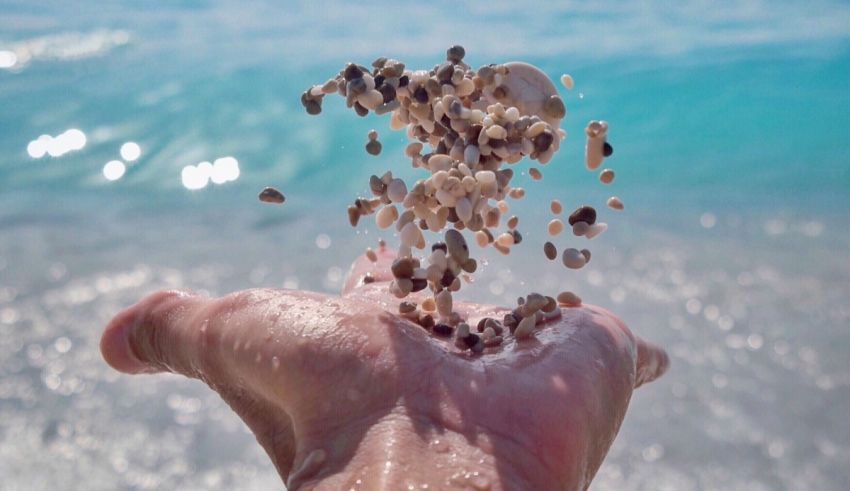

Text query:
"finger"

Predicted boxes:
[[101, 290, 208, 375], [341, 246, 396, 295], [634, 336, 670, 388]]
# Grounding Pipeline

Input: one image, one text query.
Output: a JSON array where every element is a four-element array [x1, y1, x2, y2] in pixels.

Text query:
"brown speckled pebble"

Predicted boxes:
[[258, 187, 286, 204], [362, 274, 375, 284], [544, 241, 557, 260], [399, 301, 417, 314]]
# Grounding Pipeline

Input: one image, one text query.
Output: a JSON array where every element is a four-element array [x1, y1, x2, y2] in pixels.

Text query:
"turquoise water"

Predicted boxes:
[[2, 1, 849, 490]]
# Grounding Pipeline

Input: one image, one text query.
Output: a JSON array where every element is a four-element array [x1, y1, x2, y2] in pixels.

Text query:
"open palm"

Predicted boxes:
[[101, 247, 668, 490]]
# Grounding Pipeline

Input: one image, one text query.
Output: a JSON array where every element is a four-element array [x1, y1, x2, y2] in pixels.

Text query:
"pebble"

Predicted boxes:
[[557, 291, 582, 307], [550, 199, 562, 214], [600, 169, 615, 184], [347, 206, 360, 227], [366, 248, 378, 262], [475, 230, 489, 247], [568, 205, 597, 226], [528, 168, 543, 181], [436, 289, 453, 318], [496, 232, 514, 247], [514, 315, 536, 339], [444, 229, 469, 262], [584, 222, 608, 239], [572, 221, 590, 236], [387, 179, 408, 203], [367, 129, 379, 141], [391, 257, 414, 278], [433, 323, 454, 337], [366, 139, 382, 155], [447, 45, 466, 63], [548, 219, 564, 236], [258, 187, 286, 204], [418, 313, 435, 329], [399, 301, 417, 314], [421, 297, 436, 312], [376, 205, 398, 229], [507, 216, 519, 230], [585, 120, 608, 170], [562, 248, 587, 269], [603, 142, 614, 157], [607, 196, 624, 210], [560, 74, 574, 90], [580, 248, 592, 263], [543, 241, 557, 260]]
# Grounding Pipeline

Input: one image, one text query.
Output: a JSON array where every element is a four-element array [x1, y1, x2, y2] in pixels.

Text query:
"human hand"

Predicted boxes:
[[101, 248, 668, 490]]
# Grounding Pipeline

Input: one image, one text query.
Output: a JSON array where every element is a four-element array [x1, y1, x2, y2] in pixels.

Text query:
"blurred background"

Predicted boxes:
[[1, 1, 849, 489]]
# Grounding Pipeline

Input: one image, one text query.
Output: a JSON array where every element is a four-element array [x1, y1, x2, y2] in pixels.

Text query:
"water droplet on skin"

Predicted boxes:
[[470, 475, 491, 490]]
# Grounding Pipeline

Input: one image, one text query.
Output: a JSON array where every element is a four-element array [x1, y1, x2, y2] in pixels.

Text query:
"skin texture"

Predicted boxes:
[[101, 247, 669, 490]]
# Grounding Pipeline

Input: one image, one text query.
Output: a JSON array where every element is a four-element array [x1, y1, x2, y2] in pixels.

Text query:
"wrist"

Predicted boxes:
[[285, 408, 555, 490]]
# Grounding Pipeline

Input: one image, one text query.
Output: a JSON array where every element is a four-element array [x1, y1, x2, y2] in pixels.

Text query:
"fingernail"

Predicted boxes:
[[101, 306, 154, 374]]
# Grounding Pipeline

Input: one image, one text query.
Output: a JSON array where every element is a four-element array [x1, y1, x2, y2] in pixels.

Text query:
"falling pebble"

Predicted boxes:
[[560, 74, 574, 90], [258, 187, 286, 204]]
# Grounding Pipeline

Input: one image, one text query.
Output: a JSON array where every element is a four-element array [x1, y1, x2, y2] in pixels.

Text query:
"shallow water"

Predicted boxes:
[[2, 1, 850, 490]]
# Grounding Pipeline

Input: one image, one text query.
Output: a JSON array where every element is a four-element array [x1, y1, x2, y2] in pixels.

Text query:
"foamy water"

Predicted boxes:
[[2, 1, 849, 489]]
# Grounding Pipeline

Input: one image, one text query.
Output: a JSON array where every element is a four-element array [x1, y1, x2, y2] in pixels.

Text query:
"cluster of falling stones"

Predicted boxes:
[[302, 46, 620, 351]]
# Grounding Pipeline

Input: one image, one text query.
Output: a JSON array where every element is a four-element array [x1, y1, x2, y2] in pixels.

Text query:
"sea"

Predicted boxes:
[[1, 1, 849, 489]]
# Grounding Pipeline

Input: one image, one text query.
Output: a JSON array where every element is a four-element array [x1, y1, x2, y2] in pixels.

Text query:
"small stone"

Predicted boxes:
[[603, 142, 613, 157], [548, 219, 564, 236], [343, 63, 364, 81], [544, 95, 566, 119], [258, 187, 286, 204], [607, 196, 624, 210], [444, 229, 469, 262], [347, 206, 361, 227], [533, 131, 554, 153], [367, 129, 379, 141], [600, 169, 615, 184], [399, 301, 417, 314], [514, 315, 536, 339], [411, 278, 428, 292], [510, 230, 522, 245], [502, 313, 518, 333], [568, 205, 597, 226], [507, 216, 519, 230], [560, 74, 574, 90], [572, 221, 590, 236], [543, 242, 557, 260], [353, 102, 369, 117], [433, 323, 454, 337], [447, 45, 466, 63], [580, 249, 592, 263], [366, 248, 378, 262], [557, 291, 582, 307], [366, 140, 382, 156], [436, 289, 453, 318], [391, 258, 414, 278], [419, 313, 435, 329], [550, 199, 563, 214], [463, 333, 480, 349], [529, 168, 543, 180], [542, 296, 557, 313], [562, 248, 587, 269], [461, 258, 477, 273], [369, 174, 386, 195], [413, 86, 429, 104]]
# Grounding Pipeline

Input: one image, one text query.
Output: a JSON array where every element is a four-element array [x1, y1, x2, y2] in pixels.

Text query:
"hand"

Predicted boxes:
[[100, 248, 668, 490]]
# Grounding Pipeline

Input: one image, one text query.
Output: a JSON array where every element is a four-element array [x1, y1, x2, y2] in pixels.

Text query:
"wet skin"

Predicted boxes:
[[101, 248, 668, 490]]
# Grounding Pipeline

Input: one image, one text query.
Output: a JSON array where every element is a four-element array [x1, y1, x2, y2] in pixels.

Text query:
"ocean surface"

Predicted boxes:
[[1, 1, 849, 489]]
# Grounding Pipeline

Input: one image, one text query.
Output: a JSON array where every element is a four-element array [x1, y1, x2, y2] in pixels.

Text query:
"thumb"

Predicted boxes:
[[100, 290, 209, 376], [634, 336, 670, 388]]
